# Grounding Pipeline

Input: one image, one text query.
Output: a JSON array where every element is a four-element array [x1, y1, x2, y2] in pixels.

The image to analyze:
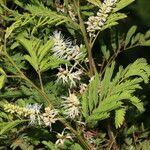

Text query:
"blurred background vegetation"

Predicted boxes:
[[121, 0, 150, 131], [129, 0, 150, 28]]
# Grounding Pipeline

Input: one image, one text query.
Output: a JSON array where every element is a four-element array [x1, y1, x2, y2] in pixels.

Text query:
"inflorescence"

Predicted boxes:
[[86, 0, 117, 37], [4, 103, 58, 129]]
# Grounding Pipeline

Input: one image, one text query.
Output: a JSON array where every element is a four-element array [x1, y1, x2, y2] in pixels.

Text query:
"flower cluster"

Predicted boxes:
[[57, 64, 82, 87], [62, 92, 80, 119], [4, 103, 33, 117], [51, 31, 82, 60], [4, 103, 58, 129], [41, 106, 58, 129], [86, 0, 117, 37]]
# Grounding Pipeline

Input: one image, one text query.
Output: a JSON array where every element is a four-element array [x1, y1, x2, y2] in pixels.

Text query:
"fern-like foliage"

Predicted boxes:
[[124, 25, 150, 49], [82, 58, 150, 128], [1, 1, 79, 39], [16, 35, 69, 73]]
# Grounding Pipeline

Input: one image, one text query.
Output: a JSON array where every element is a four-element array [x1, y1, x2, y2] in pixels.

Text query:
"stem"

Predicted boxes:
[[61, 119, 91, 150], [107, 121, 115, 150], [124, 44, 141, 51], [91, 31, 100, 48], [6, 75, 21, 78], [74, 0, 95, 76], [107, 120, 119, 150], [37, 70, 44, 92]]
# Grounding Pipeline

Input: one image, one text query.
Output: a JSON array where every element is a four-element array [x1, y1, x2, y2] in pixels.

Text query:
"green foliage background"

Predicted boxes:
[[0, 0, 150, 150]]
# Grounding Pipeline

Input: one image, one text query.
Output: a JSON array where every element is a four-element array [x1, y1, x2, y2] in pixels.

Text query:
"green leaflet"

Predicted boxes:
[[101, 45, 110, 60], [38, 40, 54, 62], [24, 55, 38, 71], [125, 25, 137, 47], [82, 73, 100, 116], [100, 62, 115, 99], [115, 108, 126, 128], [40, 56, 69, 72], [86, 0, 101, 7], [102, 13, 127, 31], [124, 27, 150, 49], [25, 2, 78, 28], [129, 96, 144, 112], [123, 58, 150, 84], [145, 30, 150, 39], [0, 68, 6, 89], [0, 75, 6, 89], [5, 20, 22, 39], [70, 143, 84, 150], [87, 112, 110, 122], [88, 73, 100, 112], [114, 0, 135, 12], [17, 36, 39, 71], [0, 112, 10, 120]]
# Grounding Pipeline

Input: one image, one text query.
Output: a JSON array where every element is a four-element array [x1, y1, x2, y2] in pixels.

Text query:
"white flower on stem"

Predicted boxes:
[[51, 31, 71, 59], [62, 92, 80, 119], [57, 64, 82, 87], [4, 103, 43, 125], [71, 45, 83, 60], [41, 106, 58, 129], [86, 0, 118, 37], [4, 103, 58, 129], [55, 130, 73, 146], [51, 31, 82, 60]]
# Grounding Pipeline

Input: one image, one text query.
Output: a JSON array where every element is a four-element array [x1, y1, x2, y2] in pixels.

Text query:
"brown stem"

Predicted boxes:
[[37, 70, 44, 92], [107, 120, 119, 150], [74, 0, 96, 76], [107, 123, 115, 150]]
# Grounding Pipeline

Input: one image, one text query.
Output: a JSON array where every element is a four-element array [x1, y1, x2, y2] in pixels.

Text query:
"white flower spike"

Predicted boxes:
[[86, 0, 118, 37]]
